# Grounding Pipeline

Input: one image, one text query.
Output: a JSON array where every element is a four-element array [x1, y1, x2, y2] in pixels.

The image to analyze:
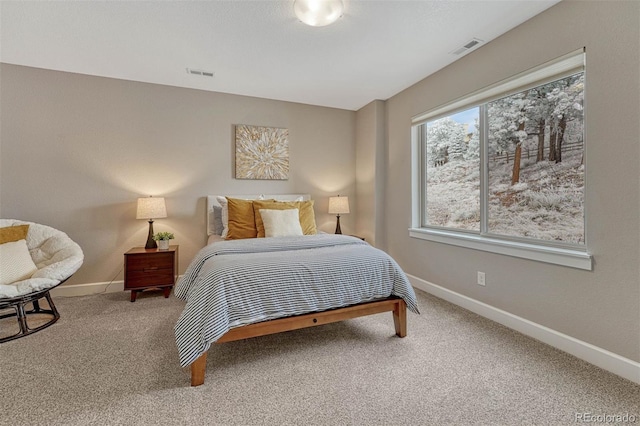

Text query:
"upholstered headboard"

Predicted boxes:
[[207, 194, 311, 236]]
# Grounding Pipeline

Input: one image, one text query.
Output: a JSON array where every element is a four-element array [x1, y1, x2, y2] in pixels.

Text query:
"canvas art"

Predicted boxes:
[[235, 125, 289, 180]]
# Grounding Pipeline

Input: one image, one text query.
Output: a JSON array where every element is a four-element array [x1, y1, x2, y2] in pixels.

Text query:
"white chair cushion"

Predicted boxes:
[[0, 239, 38, 286]]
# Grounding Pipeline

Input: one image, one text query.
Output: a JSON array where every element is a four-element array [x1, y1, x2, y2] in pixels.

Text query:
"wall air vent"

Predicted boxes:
[[450, 38, 484, 56], [186, 68, 215, 78]]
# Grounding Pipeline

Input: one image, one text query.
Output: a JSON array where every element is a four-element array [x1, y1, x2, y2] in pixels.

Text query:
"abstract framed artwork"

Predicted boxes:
[[235, 125, 289, 180]]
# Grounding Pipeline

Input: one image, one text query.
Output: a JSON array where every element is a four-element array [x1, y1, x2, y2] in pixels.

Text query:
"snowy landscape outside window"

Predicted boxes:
[[424, 107, 481, 232], [486, 74, 584, 243], [411, 50, 591, 269]]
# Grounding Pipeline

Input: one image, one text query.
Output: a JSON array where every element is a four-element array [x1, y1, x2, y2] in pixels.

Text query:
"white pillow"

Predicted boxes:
[[0, 239, 38, 286], [259, 209, 303, 238], [216, 196, 230, 238]]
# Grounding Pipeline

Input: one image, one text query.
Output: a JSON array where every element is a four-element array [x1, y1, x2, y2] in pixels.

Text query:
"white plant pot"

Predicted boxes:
[[157, 240, 170, 250]]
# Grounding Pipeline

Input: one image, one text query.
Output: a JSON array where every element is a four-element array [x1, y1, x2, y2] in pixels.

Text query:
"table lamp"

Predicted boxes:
[[328, 195, 349, 234], [136, 196, 167, 249]]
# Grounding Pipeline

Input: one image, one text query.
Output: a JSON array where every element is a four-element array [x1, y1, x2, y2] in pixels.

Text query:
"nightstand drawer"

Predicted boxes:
[[126, 268, 174, 288], [126, 252, 174, 271]]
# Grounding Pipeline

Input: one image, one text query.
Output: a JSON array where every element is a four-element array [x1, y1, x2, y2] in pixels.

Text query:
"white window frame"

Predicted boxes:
[[410, 49, 592, 270]]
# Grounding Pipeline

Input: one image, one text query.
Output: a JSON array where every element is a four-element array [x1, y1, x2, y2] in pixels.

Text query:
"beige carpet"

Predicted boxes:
[[0, 289, 638, 425]]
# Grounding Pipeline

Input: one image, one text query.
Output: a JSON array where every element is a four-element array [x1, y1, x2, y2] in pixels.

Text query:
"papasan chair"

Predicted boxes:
[[0, 219, 83, 343]]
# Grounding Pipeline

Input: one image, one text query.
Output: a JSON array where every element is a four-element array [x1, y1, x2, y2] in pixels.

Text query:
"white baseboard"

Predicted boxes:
[[407, 274, 640, 385], [50, 276, 184, 297], [51, 280, 124, 297]]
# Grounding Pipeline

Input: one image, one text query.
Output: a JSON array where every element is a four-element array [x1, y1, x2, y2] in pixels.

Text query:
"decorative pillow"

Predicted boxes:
[[259, 209, 303, 237], [0, 224, 29, 244], [226, 197, 259, 240], [253, 200, 317, 237], [297, 200, 317, 235], [0, 239, 38, 285], [216, 195, 266, 238]]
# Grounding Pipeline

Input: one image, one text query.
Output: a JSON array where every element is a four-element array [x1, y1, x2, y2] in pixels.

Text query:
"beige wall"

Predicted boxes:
[[0, 65, 356, 286], [355, 99, 386, 246], [383, 0, 640, 361]]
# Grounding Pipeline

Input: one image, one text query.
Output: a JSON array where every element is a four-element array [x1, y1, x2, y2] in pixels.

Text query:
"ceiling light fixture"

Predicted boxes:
[[294, 0, 344, 27]]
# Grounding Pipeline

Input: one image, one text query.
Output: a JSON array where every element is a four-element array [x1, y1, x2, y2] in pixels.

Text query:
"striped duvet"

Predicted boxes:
[[174, 234, 419, 367]]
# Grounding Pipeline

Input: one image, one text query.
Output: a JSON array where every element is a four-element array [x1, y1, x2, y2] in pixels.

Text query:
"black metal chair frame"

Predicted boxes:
[[0, 280, 67, 343]]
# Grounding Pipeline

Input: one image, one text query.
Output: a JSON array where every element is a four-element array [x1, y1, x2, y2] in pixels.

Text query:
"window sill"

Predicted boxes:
[[408, 228, 592, 271]]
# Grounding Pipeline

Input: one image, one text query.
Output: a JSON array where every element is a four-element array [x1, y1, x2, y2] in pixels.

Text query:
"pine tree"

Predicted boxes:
[[426, 117, 467, 166]]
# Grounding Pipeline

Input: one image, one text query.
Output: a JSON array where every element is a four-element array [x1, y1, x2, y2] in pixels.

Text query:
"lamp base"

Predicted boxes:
[[334, 215, 342, 234], [145, 220, 157, 249]]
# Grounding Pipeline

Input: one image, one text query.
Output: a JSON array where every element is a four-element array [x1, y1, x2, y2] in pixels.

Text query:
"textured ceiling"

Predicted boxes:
[[0, 0, 559, 111]]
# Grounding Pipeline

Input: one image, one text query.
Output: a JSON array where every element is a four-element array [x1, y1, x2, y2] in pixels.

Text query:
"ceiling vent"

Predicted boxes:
[[450, 38, 484, 56], [186, 68, 215, 78]]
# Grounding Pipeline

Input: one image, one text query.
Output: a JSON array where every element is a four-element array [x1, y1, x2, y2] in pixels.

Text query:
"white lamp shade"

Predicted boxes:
[[294, 0, 344, 27], [328, 196, 350, 215], [136, 197, 167, 220]]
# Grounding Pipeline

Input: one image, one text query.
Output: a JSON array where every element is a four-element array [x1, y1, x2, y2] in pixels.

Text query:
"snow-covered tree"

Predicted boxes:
[[526, 84, 554, 162], [546, 73, 584, 163], [426, 117, 467, 166], [465, 118, 480, 160], [488, 91, 532, 184]]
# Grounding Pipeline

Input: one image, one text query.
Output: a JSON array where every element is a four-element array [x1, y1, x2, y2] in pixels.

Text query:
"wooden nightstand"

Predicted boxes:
[[124, 246, 178, 302]]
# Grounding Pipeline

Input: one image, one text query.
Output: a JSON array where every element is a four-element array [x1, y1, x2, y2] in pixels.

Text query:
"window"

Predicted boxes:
[[411, 49, 592, 270], [423, 107, 481, 232]]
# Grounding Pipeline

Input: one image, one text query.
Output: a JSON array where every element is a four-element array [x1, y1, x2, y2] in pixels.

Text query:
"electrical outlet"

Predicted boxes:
[[477, 271, 486, 286]]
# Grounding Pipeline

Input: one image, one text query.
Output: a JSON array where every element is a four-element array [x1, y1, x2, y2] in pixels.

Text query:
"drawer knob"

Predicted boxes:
[[313, 318, 317, 323]]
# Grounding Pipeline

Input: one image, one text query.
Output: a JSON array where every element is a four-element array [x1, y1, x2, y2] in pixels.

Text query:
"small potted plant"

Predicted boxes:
[[153, 231, 174, 250]]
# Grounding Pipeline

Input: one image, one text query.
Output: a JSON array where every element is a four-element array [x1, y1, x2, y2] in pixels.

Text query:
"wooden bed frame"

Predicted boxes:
[[189, 297, 407, 386]]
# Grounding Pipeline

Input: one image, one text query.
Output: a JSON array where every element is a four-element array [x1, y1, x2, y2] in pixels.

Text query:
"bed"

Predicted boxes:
[[175, 194, 419, 386]]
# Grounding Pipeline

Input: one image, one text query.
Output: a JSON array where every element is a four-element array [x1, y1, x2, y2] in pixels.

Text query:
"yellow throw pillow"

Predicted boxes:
[[253, 200, 317, 237], [0, 224, 29, 244], [297, 200, 317, 235], [226, 197, 259, 240]]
